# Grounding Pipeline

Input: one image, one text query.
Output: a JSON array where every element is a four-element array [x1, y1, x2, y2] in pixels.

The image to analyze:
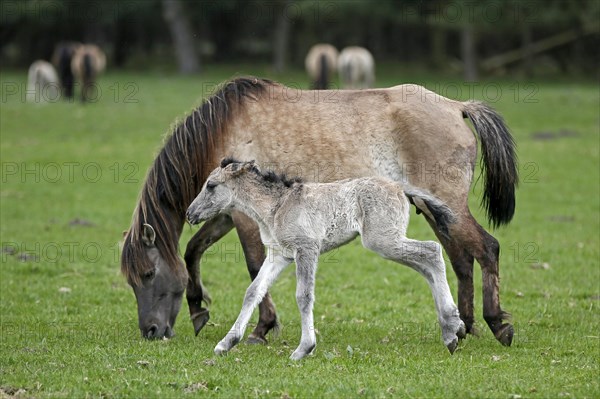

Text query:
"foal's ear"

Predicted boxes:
[[241, 160, 259, 173], [246, 160, 258, 171], [229, 160, 256, 177], [141, 224, 156, 247]]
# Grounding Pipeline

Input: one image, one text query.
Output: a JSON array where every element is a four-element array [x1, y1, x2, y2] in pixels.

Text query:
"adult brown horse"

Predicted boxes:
[[71, 44, 106, 102], [121, 77, 517, 347], [305, 44, 338, 90]]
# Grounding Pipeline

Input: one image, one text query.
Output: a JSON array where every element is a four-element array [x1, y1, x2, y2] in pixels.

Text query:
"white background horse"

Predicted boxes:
[[338, 46, 375, 89], [26, 60, 60, 103]]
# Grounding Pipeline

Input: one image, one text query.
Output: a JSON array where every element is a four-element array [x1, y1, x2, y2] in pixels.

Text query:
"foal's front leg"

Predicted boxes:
[[290, 246, 320, 360], [215, 252, 291, 355]]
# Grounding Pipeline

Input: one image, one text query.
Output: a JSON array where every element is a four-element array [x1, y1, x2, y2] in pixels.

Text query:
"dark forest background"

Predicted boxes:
[[1, 0, 598, 80]]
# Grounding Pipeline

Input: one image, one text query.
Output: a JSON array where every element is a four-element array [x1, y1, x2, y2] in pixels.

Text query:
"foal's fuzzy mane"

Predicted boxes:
[[122, 77, 274, 286], [221, 157, 303, 189]]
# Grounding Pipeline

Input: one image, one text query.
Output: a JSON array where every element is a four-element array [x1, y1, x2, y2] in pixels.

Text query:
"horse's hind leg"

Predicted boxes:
[[424, 218, 474, 337], [184, 213, 234, 335], [363, 235, 465, 353], [466, 216, 513, 346], [445, 213, 513, 346], [231, 211, 279, 344]]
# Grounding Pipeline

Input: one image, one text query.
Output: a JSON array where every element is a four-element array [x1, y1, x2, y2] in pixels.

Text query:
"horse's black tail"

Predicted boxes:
[[83, 53, 93, 81], [58, 47, 74, 98], [313, 54, 329, 90], [462, 101, 518, 228]]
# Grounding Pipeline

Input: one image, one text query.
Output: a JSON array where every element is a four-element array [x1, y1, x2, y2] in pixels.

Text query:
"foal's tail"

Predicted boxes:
[[462, 101, 518, 228], [83, 53, 93, 81], [404, 185, 456, 240]]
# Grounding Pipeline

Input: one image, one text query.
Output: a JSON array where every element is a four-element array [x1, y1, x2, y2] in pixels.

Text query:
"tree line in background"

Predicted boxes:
[[1, 0, 598, 79]]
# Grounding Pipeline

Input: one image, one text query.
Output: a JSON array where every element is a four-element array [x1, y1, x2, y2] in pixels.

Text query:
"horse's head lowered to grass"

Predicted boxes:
[[127, 223, 186, 339], [121, 78, 272, 339]]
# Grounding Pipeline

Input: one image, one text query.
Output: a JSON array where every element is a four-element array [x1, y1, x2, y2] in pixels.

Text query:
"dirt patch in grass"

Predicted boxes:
[[531, 129, 579, 141], [0, 387, 27, 399]]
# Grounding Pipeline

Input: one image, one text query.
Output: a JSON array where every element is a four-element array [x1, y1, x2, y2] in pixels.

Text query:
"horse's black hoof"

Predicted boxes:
[[495, 323, 514, 346], [463, 320, 476, 336], [191, 309, 210, 336], [457, 323, 467, 340], [246, 334, 268, 345]]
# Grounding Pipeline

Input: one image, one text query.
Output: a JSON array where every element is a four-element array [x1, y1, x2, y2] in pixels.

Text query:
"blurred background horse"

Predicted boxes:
[[304, 43, 338, 89], [52, 41, 81, 100], [26, 60, 59, 103], [71, 44, 106, 102], [338, 46, 375, 89]]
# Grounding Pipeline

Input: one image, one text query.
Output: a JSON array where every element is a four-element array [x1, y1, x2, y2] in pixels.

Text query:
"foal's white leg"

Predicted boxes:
[[215, 252, 291, 355], [290, 247, 319, 361], [363, 235, 465, 353]]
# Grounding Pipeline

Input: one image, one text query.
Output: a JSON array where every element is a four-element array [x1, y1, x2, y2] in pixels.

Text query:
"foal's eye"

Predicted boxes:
[[206, 181, 218, 191]]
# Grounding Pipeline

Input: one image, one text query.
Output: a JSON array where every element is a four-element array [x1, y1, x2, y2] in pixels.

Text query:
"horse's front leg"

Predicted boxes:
[[290, 246, 319, 361], [184, 214, 234, 335], [231, 211, 279, 344], [215, 253, 291, 355]]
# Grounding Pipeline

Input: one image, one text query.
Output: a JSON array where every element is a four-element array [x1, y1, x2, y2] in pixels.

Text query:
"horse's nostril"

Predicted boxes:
[[164, 325, 174, 339], [146, 324, 158, 338]]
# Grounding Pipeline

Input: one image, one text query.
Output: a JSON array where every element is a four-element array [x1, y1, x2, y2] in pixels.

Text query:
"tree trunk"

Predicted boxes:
[[431, 26, 447, 69], [162, 0, 200, 74], [272, 0, 292, 73], [521, 24, 533, 77], [461, 24, 477, 81]]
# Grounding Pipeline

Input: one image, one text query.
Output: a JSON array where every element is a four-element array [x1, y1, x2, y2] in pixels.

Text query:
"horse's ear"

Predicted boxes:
[[141, 224, 156, 247]]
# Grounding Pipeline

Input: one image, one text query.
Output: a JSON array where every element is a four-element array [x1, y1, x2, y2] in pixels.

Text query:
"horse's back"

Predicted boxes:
[[229, 81, 479, 202]]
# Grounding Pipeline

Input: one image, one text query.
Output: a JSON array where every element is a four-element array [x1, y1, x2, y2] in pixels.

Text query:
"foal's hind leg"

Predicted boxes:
[[184, 214, 234, 335], [231, 211, 279, 344], [363, 235, 465, 353]]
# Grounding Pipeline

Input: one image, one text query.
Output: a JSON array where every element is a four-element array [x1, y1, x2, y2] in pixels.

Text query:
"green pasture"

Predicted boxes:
[[1, 65, 598, 398]]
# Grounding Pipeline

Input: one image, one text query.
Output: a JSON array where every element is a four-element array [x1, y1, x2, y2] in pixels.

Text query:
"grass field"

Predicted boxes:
[[1, 64, 599, 398]]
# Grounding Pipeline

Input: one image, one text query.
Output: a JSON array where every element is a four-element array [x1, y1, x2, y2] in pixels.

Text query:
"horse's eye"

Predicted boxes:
[[144, 269, 155, 279], [206, 181, 218, 191]]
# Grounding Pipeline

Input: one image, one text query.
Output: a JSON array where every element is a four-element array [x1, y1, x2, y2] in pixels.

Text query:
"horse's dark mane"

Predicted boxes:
[[122, 77, 274, 286], [221, 157, 303, 189]]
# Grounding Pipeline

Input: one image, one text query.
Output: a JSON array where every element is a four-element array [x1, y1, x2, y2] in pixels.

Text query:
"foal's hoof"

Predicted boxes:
[[191, 309, 210, 336], [446, 338, 459, 354], [246, 334, 268, 345], [495, 323, 514, 347], [214, 345, 228, 356]]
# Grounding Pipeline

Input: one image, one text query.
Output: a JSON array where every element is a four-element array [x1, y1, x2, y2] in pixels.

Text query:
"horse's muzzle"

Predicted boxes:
[[142, 324, 174, 340]]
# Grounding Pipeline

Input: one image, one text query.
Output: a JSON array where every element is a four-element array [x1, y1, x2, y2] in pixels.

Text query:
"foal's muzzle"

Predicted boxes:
[[185, 209, 200, 225]]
